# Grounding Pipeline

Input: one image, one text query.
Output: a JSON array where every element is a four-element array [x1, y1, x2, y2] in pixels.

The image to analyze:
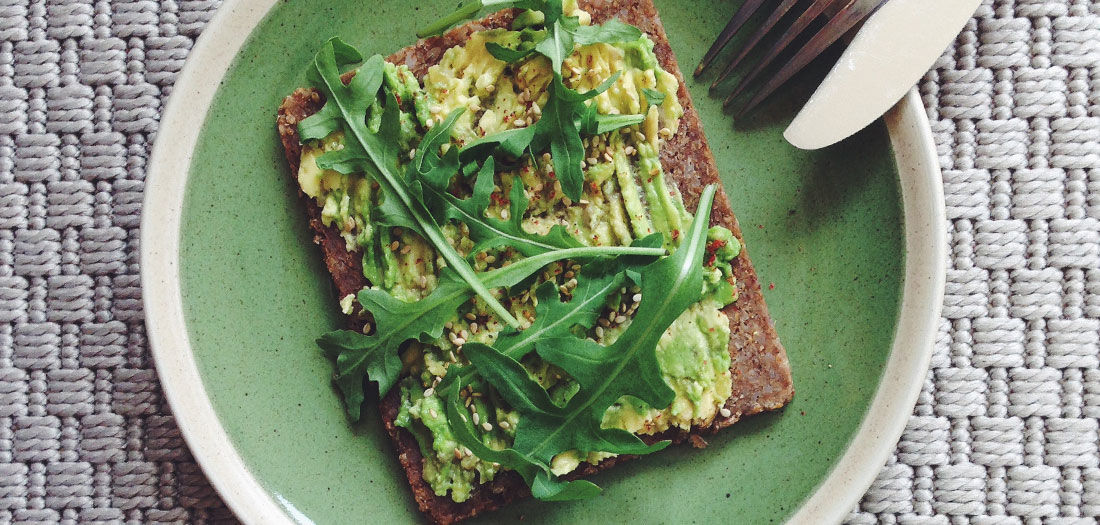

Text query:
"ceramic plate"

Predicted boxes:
[[142, 0, 946, 523]]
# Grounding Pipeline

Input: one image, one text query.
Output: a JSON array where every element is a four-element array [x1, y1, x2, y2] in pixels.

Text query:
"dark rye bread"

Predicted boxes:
[[276, 1, 793, 523]]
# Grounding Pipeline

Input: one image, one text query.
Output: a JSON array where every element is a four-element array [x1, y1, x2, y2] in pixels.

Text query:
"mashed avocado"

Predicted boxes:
[[298, 4, 743, 502]]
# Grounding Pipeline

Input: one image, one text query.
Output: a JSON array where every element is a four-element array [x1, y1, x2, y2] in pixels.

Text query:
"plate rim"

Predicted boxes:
[[140, 1, 946, 523]]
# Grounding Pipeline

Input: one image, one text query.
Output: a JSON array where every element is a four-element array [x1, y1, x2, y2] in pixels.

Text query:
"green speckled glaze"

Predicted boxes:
[[179, 1, 902, 522]]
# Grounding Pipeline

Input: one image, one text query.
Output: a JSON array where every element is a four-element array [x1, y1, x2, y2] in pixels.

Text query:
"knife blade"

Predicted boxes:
[[783, 0, 981, 150]]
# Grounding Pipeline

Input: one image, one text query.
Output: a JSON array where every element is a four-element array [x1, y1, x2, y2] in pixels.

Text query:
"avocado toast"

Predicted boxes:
[[276, 1, 793, 523]]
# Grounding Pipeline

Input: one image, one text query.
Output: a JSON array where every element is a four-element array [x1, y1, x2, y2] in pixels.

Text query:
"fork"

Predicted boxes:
[[695, 0, 890, 116]]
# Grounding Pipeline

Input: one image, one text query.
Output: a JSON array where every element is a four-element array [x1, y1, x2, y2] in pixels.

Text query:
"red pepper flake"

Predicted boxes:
[[768, 282, 775, 290], [394, 93, 403, 105], [548, 171, 556, 179], [415, 258, 423, 264], [671, 229, 680, 240], [704, 239, 726, 266]]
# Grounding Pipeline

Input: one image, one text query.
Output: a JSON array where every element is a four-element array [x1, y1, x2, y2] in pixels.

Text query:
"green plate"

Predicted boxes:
[[142, 1, 945, 523]]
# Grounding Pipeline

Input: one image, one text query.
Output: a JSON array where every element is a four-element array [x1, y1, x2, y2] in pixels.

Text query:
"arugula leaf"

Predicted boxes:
[[417, 0, 547, 38], [571, 18, 642, 46], [642, 87, 667, 107], [316, 242, 664, 420], [448, 185, 718, 498], [410, 116, 583, 257], [485, 42, 537, 63], [439, 364, 601, 499], [422, 1, 650, 201], [537, 80, 586, 200], [301, 38, 522, 328], [433, 158, 584, 257], [578, 103, 645, 135]]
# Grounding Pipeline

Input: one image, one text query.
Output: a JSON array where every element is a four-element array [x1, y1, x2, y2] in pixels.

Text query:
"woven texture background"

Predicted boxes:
[[0, 0, 1097, 522]]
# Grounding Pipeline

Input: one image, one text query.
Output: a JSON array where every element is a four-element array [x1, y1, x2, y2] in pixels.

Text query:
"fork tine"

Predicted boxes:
[[694, 0, 767, 77], [734, 0, 889, 115], [710, 0, 802, 91], [722, 0, 847, 108]]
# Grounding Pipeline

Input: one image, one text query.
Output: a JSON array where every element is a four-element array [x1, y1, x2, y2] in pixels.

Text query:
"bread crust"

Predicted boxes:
[[276, 2, 793, 523]]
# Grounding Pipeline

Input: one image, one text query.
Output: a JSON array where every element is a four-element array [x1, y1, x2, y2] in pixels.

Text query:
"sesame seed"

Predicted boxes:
[[498, 420, 511, 429], [444, 321, 453, 330], [482, 422, 493, 432], [598, 318, 610, 328], [472, 412, 480, 425], [400, 245, 411, 255], [587, 157, 598, 166], [424, 388, 435, 397], [616, 315, 628, 324], [719, 407, 732, 418], [460, 330, 468, 339], [470, 322, 479, 334], [514, 118, 527, 127], [449, 351, 457, 362], [418, 275, 428, 288], [453, 337, 465, 346], [389, 240, 399, 251], [595, 326, 605, 339], [465, 396, 472, 407], [465, 312, 477, 321], [454, 448, 463, 460], [500, 209, 510, 220], [560, 285, 570, 294], [659, 127, 672, 138], [580, 161, 587, 169], [636, 132, 646, 142], [429, 408, 438, 418], [603, 152, 613, 162], [632, 293, 642, 303], [464, 447, 473, 457], [408, 149, 417, 160]]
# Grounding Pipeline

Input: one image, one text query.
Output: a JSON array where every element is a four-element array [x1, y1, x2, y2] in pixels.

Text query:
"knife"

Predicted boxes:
[[783, 0, 981, 150]]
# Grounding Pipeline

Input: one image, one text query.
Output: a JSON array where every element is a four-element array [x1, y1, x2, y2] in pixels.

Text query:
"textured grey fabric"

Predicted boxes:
[[0, 0, 1098, 522]]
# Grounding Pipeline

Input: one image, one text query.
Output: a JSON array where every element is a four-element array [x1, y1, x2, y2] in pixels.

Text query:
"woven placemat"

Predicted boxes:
[[0, 0, 1096, 522]]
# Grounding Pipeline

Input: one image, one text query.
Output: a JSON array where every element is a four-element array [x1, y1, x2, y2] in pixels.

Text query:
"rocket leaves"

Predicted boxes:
[[441, 186, 718, 500], [316, 242, 665, 420], [302, 38, 522, 328], [426, 0, 646, 201]]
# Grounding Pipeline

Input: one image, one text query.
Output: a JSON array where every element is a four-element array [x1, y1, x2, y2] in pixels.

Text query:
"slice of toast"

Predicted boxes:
[[276, 1, 794, 523]]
